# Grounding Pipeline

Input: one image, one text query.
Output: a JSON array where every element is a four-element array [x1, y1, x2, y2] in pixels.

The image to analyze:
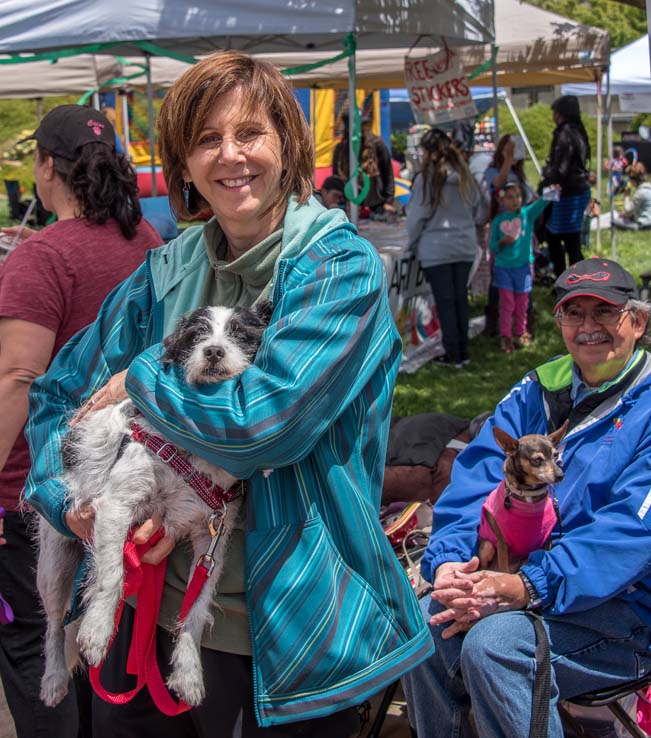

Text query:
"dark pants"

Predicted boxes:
[[546, 231, 584, 278], [92, 605, 361, 738], [424, 262, 473, 363], [0, 510, 88, 738]]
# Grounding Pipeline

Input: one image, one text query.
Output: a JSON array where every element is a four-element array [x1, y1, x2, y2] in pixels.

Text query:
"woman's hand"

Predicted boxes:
[[71, 369, 129, 426], [64, 507, 176, 563], [503, 139, 515, 162], [132, 515, 176, 565], [65, 506, 95, 540], [0, 226, 36, 245]]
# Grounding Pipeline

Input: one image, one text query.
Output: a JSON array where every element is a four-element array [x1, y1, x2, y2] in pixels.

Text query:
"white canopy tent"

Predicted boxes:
[[0, 54, 123, 98], [0, 0, 610, 98], [562, 34, 651, 102], [248, 0, 609, 88], [0, 1, 493, 56]]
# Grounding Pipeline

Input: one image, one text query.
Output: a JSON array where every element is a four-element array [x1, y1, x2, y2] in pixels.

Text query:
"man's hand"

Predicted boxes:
[[432, 557, 482, 606], [429, 558, 483, 637], [71, 370, 129, 426], [430, 565, 529, 639]]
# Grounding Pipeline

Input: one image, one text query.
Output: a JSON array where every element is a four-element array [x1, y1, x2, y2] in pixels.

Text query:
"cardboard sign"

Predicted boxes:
[[405, 49, 477, 125]]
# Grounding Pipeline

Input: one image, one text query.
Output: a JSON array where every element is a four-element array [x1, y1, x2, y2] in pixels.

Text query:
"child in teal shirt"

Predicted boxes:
[[490, 183, 549, 352]]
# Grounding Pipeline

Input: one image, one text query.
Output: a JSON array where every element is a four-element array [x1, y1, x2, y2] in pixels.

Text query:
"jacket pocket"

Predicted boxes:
[[247, 511, 407, 698]]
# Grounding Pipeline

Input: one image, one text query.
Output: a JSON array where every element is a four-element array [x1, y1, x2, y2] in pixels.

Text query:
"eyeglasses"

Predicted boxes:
[[555, 305, 632, 326]]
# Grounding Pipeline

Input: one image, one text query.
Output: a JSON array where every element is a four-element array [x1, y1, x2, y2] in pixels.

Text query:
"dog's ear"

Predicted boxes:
[[161, 312, 195, 365], [547, 419, 570, 448], [254, 299, 274, 327], [493, 426, 519, 456]]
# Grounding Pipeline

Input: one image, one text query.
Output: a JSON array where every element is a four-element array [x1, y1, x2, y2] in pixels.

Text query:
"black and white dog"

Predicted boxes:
[[37, 300, 273, 709]]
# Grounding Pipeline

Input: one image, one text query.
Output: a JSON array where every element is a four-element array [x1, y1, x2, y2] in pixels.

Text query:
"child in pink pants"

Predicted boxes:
[[490, 184, 549, 352]]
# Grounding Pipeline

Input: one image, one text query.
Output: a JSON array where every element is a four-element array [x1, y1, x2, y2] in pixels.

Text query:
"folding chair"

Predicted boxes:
[[569, 674, 651, 738]]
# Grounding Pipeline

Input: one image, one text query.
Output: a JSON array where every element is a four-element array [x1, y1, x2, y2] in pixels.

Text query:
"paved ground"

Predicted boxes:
[[0, 675, 411, 738]]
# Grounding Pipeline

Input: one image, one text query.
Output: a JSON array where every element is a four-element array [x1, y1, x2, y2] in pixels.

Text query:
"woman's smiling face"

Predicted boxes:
[[183, 88, 284, 244]]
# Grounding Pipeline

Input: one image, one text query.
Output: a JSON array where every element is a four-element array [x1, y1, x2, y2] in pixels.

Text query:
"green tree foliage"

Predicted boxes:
[[526, 0, 647, 48]]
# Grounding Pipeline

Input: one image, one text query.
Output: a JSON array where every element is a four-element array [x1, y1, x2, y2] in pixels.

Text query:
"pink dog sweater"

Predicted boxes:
[[478, 480, 557, 558]]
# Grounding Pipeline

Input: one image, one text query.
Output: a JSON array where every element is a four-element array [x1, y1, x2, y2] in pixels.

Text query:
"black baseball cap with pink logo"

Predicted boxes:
[[18, 104, 115, 160], [554, 257, 638, 312]]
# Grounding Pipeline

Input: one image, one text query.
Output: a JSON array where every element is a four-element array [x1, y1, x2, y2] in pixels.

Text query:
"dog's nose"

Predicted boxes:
[[203, 345, 225, 362], [555, 469, 564, 482]]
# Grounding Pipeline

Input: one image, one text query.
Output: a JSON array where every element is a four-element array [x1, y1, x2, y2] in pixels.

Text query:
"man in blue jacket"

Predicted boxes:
[[403, 257, 651, 738]]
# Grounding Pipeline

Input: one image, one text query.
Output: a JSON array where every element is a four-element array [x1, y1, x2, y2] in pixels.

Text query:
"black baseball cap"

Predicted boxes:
[[554, 257, 638, 311], [18, 104, 115, 160]]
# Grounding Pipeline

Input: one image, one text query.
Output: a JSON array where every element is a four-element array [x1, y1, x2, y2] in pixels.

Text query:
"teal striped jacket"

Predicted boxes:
[[25, 197, 434, 726]]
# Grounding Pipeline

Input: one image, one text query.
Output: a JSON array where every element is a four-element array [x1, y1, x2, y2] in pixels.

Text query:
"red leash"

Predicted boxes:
[[89, 528, 192, 715], [89, 424, 246, 714]]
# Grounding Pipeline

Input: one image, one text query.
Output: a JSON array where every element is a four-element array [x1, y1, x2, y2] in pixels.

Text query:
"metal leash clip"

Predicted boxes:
[[196, 504, 227, 576]]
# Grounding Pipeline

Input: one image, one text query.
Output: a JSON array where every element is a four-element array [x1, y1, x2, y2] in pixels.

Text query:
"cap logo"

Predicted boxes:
[[87, 119, 105, 136], [566, 271, 610, 285]]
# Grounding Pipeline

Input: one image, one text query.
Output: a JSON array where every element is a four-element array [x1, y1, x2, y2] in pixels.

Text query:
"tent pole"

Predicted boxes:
[[145, 53, 157, 198], [348, 39, 358, 225], [92, 92, 100, 111], [491, 44, 499, 142], [606, 62, 615, 260], [503, 94, 541, 175], [120, 89, 131, 161], [597, 74, 604, 252], [36, 97, 43, 124]]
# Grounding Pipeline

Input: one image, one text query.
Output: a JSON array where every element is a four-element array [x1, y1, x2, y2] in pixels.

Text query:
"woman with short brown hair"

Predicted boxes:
[[25, 51, 432, 738]]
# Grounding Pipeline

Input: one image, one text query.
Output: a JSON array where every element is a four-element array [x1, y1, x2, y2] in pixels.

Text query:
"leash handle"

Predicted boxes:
[[526, 611, 551, 738]]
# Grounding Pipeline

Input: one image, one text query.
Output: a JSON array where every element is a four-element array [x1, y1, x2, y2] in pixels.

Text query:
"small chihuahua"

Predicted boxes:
[[478, 421, 569, 573]]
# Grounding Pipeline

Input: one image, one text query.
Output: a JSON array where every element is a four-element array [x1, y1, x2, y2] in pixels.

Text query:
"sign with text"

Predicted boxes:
[[405, 49, 477, 125]]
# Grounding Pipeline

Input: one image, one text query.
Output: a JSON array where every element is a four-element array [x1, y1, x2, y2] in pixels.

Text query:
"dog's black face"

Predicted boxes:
[[162, 300, 273, 384]]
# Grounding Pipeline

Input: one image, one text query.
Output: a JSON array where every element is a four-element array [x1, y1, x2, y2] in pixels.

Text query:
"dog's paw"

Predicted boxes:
[[167, 631, 205, 706], [76, 616, 113, 667], [166, 667, 205, 706], [40, 670, 70, 707]]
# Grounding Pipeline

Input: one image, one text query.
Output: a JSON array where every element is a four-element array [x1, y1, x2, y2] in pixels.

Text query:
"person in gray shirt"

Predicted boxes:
[[407, 128, 487, 367]]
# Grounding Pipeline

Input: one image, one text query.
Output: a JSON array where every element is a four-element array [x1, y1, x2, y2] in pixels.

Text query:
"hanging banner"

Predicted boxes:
[[405, 48, 477, 125]]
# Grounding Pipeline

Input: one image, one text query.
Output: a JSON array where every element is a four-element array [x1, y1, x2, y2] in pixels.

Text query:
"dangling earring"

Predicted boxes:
[[182, 181, 191, 209]]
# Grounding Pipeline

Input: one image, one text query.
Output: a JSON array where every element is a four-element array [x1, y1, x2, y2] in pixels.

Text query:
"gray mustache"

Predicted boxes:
[[575, 332, 610, 344]]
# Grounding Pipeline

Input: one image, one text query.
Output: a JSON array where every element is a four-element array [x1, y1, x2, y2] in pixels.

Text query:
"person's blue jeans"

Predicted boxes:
[[402, 595, 651, 738], [423, 262, 473, 364]]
